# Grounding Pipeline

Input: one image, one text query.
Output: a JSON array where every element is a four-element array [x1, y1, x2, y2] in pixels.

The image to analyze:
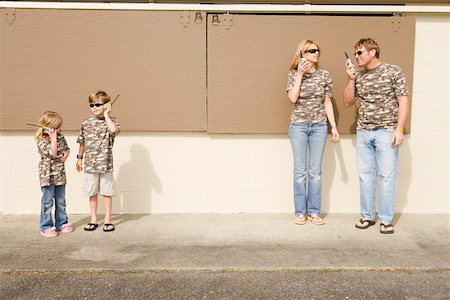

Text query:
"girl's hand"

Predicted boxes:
[[47, 128, 58, 141], [61, 150, 69, 163], [330, 127, 340, 143]]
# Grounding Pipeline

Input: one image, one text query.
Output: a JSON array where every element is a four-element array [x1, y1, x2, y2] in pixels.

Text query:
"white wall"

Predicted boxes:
[[0, 15, 449, 214]]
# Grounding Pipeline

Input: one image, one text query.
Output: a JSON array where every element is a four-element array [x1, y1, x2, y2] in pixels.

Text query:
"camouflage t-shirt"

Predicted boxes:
[[286, 68, 332, 123], [76, 115, 120, 173], [37, 133, 69, 187], [355, 63, 408, 130]]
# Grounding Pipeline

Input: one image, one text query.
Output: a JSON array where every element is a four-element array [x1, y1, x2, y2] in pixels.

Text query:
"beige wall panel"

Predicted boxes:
[[207, 15, 415, 133], [0, 9, 206, 131]]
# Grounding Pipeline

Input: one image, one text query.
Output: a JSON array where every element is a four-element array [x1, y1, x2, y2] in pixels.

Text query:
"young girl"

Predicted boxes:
[[36, 111, 73, 237]]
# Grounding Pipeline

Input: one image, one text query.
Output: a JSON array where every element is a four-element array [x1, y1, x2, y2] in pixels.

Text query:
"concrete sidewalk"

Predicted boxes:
[[0, 214, 449, 271]]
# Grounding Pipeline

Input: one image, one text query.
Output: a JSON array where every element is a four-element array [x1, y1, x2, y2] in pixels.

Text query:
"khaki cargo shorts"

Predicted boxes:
[[83, 172, 115, 197]]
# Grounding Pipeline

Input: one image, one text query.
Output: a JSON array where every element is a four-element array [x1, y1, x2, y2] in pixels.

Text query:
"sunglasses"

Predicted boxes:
[[304, 49, 319, 54], [354, 50, 366, 56], [89, 103, 105, 108]]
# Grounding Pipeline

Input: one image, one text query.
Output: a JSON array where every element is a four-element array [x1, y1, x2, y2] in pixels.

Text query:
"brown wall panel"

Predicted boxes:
[[207, 14, 414, 133], [0, 9, 206, 131]]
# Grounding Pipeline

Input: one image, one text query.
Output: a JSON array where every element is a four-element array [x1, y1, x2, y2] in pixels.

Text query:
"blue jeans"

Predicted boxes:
[[40, 185, 69, 231], [357, 129, 399, 223], [289, 122, 328, 216]]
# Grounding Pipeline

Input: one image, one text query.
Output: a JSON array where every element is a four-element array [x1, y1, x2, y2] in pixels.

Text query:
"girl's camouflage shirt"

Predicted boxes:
[[37, 133, 69, 187], [355, 63, 408, 130], [286, 68, 333, 123], [76, 115, 120, 173]]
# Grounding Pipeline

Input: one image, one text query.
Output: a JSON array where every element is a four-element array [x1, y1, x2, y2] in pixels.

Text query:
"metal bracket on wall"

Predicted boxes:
[[391, 13, 405, 32], [222, 13, 233, 30], [194, 12, 203, 24], [5, 8, 16, 25], [179, 11, 191, 28]]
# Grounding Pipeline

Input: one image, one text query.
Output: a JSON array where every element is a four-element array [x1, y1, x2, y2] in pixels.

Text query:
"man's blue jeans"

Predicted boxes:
[[357, 129, 399, 223], [40, 185, 68, 231], [289, 122, 328, 216]]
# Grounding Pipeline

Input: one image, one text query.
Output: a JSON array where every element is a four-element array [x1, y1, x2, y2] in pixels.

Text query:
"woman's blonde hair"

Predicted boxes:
[[35, 111, 63, 140], [89, 90, 111, 104], [289, 39, 320, 70]]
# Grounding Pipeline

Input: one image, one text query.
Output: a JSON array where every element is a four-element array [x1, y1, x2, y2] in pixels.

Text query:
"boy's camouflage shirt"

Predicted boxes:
[[37, 133, 69, 187], [286, 68, 333, 124], [76, 115, 120, 173], [355, 63, 408, 130]]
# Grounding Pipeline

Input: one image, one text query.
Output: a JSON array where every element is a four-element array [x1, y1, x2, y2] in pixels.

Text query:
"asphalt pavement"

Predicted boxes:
[[1, 213, 449, 299]]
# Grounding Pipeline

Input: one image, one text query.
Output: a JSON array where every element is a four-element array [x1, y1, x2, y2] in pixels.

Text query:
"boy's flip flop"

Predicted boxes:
[[84, 223, 99, 231], [380, 223, 394, 234], [103, 223, 115, 232]]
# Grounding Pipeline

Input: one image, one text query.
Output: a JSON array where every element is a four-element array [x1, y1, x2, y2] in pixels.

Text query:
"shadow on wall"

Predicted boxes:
[[115, 143, 162, 214]]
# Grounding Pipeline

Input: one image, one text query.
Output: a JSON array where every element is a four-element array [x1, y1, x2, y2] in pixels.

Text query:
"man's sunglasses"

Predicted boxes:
[[89, 103, 105, 108], [354, 50, 366, 56], [304, 49, 320, 54]]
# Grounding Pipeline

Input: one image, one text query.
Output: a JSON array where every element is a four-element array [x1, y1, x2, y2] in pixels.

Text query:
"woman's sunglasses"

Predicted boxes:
[[304, 49, 320, 54], [89, 103, 105, 108]]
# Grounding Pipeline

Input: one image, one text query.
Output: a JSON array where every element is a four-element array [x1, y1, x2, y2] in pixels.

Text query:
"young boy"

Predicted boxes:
[[76, 90, 120, 232]]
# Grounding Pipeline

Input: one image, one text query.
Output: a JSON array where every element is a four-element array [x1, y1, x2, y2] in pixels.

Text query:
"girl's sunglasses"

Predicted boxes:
[[304, 49, 319, 54], [89, 103, 105, 108]]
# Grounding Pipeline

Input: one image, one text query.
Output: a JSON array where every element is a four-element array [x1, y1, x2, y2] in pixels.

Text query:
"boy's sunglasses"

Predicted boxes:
[[304, 49, 319, 54], [354, 50, 366, 56], [89, 103, 105, 108]]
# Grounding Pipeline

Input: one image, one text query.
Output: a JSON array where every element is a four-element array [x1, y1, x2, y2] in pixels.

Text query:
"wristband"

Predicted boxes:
[[395, 127, 404, 133], [76, 155, 83, 159]]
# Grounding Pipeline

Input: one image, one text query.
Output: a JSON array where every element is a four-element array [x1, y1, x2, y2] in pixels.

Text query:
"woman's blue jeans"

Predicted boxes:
[[357, 129, 399, 223], [289, 122, 328, 216], [40, 185, 68, 231]]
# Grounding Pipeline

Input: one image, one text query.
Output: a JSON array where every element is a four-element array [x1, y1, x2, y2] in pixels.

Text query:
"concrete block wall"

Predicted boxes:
[[0, 15, 449, 214]]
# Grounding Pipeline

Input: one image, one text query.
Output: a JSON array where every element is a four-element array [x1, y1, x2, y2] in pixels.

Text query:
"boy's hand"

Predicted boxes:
[[76, 159, 83, 172], [103, 102, 112, 115]]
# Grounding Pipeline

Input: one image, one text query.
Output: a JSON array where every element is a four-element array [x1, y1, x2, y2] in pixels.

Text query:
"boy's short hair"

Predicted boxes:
[[89, 90, 111, 104], [355, 38, 380, 58]]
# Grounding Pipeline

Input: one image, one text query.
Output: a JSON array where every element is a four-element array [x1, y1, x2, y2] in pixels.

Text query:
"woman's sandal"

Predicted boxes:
[[84, 223, 99, 231], [308, 214, 325, 225], [380, 223, 394, 234], [293, 215, 307, 225], [103, 223, 115, 232], [355, 219, 376, 229]]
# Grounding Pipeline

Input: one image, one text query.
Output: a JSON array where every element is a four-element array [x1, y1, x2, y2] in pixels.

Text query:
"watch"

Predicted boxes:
[[76, 155, 83, 159]]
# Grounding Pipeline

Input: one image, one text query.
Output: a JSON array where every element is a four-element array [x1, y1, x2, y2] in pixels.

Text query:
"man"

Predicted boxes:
[[343, 38, 409, 234]]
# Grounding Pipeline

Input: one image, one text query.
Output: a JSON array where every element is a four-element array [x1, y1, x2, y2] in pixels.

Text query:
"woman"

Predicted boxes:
[[286, 40, 339, 225]]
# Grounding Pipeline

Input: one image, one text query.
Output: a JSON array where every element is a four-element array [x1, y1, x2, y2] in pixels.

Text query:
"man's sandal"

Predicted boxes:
[[84, 223, 99, 231], [380, 223, 394, 234], [355, 219, 376, 229]]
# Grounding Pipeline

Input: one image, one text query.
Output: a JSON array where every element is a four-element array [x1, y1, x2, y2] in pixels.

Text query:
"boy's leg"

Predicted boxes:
[[89, 194, 99, 224], [103, 195, 112, 225]]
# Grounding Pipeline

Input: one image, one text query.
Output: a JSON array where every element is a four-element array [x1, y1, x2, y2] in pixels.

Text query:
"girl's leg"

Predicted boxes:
[[40, 186, 55, 231], [54, 185, 68, 230]]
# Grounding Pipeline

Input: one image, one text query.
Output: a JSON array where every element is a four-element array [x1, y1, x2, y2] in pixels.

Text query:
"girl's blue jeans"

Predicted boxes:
[[40, 184, 68, 231], [288, 122, 328, 216]]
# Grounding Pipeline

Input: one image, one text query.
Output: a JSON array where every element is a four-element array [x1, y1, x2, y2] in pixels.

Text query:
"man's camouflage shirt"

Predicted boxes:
[[355, 63, 408, 130]]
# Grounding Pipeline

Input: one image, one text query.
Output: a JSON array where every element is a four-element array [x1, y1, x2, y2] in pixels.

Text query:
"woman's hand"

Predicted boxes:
[[297, 58, 310, 76], [330, 127, 340, 143]]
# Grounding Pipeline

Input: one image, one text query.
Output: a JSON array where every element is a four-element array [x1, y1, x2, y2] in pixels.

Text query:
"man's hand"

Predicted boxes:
[[391, 130, 404, 147]]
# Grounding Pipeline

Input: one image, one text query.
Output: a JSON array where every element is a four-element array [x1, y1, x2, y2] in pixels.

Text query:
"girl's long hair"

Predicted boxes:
[[35, 111, 63, 140]]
